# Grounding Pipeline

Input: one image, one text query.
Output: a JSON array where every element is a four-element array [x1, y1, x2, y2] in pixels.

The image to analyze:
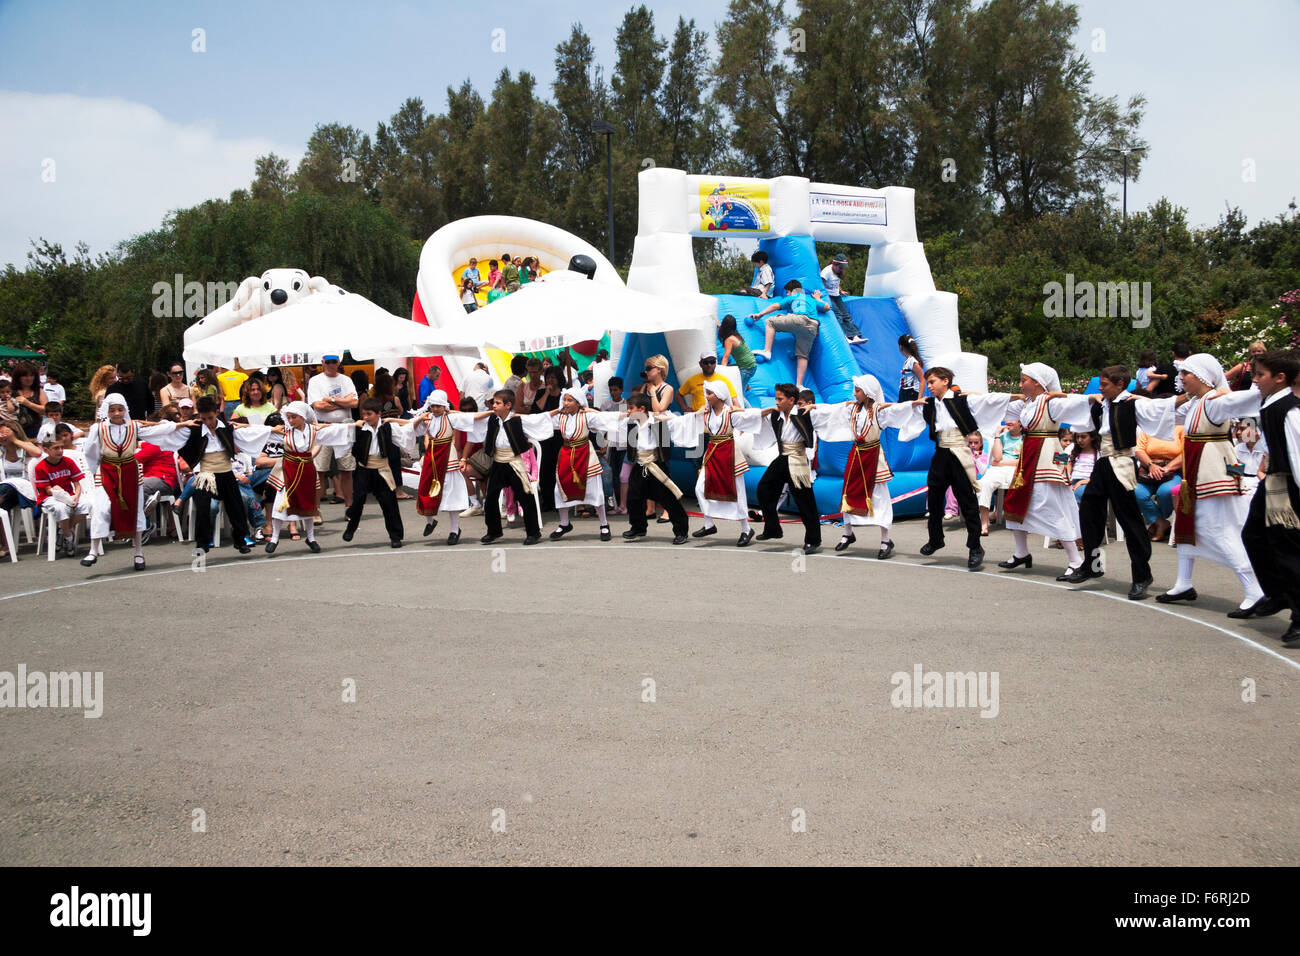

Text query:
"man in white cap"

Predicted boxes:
[[670, 380, 764, 546], [676, 351, 737, 412], [307, 354, 358, 507], [1147, 354, 1265, 615]]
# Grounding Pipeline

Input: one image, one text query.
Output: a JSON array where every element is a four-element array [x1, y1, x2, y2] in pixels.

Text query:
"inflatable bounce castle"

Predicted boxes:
[[412, 168, 988, 516]]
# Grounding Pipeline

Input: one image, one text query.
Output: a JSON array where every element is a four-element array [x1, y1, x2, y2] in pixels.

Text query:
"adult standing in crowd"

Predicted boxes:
[[417, 364, 442, 408], [88, 365, 117, 409], [307, 354, 359, 507], [1225, 341, 1268, 391], [8, 361, 47, 439], [161, 362, 192, 407], [391, 367, 412, 417], [216, 365, 248, 419], [105, 362, 152, 422], [233, 379, 277, 425], [192, 367, 220, 406]]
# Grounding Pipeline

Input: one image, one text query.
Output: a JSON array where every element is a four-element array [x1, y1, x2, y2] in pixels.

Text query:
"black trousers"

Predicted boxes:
[[345, 467, 404, 541], [537, 435, 561, 513], [626, 465, 688, 536], [1078, 455, 1151, 582], [927, 447, 981, 550], [483, 463, 541, 538], [758, 456, 821, 545], [1241, 484, 1300, 622], [194, 471, 250, 550]]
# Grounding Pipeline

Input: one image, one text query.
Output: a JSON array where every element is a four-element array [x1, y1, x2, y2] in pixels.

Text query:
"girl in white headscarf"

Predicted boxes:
[[1155, 354, 1265, 614], [400, 390, 470, 544], [540, 386, 614, 541], [82, 394, 188, 570], [804, 374, 913, 557], [993, 363, 1086, 579], [263, 400, 353, 553]]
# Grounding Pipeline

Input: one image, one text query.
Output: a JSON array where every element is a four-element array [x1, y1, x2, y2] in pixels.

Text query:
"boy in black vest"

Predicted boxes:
[[342, 398, 406, 547], [178, 396, 274, 553], [909, 367, 1009, 570], [1240, 350, 1300, 645], [447, 389, 554, 544], [1063, 365, 1173, 600], [755, 383, 822, 553]]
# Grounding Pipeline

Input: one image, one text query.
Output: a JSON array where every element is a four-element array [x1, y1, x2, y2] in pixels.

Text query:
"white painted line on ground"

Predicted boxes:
[[2, 542, 1297, 673]]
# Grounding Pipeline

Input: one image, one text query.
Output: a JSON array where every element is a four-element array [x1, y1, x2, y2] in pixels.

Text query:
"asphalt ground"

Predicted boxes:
[[1, 496, 1296, 866]]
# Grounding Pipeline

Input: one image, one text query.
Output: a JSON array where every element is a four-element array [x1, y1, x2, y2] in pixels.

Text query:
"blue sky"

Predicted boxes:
[[0, 0, 1297, 267]]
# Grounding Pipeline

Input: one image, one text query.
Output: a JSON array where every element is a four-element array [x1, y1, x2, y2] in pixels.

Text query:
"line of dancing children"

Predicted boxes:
[[30, 353, 1300, 646]]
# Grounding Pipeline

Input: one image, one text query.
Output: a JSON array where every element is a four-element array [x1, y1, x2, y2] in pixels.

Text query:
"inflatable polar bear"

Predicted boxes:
[[182, 268, 348, 375]]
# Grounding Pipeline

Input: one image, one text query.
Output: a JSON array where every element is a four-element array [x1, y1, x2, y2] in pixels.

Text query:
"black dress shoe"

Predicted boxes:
[[1063, 566, 1100, 585], [1156, 588, 1197, 604], [236, 541, 251, 555], [133, 556, 146, 571], [423, 518, 437, 537], [919, 541, 943, 556], [446, 532, 460, 546], [672, 534, 688, 545], [306, 540, 321, 553], [265, 540, 278, 554], [737, 530, 755, 547], [967, 548, 984, 570], [835, 533, 856, 552], [692, 526, 716, 538], [1128, 577, 1153, 601], [549, 524, 573, 541], [1056, 566, 1079, 582], [600, 526, 611, 542], [877, 540, 895, 560], [1226, 604, 1257, 619], [480, 533, 502, 544], [997, 554, 1032, 570], [1281, 624, 1300, 648], [656, 514, 671, 523], [390, 538, 403, 548], [1248, 595, 1286, 618], [523, 535, 541, 545], [80, 554, 97, 567], [622, 528, 646, 540], [756, 531, 783, 541], [342, 528, 355, 542], [803, 543, 821, 555]]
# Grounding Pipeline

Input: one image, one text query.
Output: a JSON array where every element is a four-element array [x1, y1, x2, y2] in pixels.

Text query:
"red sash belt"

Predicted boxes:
[[841, 441, 880, 516], [1174, 433, 1229, 545], [1003, 432, 1054, 523], [281, 451, 318, 515]]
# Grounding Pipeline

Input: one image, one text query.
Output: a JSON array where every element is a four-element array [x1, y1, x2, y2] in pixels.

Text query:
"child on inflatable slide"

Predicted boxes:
[[745, 279, 830, 390]]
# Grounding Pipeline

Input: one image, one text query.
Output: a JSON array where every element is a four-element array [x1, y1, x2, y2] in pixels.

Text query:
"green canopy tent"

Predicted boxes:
[[0, 346, 44, 360]]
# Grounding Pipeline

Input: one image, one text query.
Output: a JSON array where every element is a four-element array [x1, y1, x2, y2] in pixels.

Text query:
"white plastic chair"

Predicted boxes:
[[145, 490, 184, 540], [0, 509, 18, 562], [35, 506, 83, 562]]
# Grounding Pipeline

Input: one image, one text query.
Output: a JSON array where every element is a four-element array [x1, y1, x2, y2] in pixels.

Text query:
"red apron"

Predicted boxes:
[[418, 419, 455, 516], [98, 422, 141, 538]]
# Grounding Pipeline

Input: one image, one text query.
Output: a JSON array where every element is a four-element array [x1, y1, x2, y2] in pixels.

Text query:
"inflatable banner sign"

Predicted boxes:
[[809, 191, 887, 226], [698, 180, 770, 233]]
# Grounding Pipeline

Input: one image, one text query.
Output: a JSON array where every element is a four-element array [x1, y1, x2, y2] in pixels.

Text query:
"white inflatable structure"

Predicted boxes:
[[626, 168, 987, 391]]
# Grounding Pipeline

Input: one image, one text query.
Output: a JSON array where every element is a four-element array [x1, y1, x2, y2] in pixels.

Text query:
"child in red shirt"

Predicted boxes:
[[34, 436, 91, 556]]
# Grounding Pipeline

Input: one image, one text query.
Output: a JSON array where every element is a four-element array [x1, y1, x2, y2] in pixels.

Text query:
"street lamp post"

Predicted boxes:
[[1107, 146, 1145, 225], [592, 119, 616, 265]]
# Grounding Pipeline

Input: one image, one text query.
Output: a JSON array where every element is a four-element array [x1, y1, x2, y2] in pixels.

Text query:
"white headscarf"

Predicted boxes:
[[703, 380, 730, 402], [423, 389, 451, 410], [1182, 353, 1229, 390], [1019, 362, 1062, 395], [283, 400, 316, 424], [561, 385, 587, 409], [97, 395, 128, 421], [852, 374, 884, 406]]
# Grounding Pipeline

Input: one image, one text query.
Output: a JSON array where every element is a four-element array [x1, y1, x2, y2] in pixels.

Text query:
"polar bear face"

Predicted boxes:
[[260, 268, 314, 311]]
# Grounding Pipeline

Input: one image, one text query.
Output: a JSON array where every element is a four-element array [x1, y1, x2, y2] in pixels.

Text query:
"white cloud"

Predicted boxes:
[[0, 91, 303, 268]]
